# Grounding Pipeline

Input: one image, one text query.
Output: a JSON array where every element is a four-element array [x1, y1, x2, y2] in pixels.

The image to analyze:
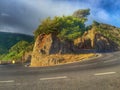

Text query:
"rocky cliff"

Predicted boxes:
[[31, 34, 75, 66], [31, 28, 118, 67], [74, 28, 118, 52]]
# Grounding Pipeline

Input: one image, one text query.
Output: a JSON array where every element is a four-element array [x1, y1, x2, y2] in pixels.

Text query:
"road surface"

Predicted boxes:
[[0, 51, 120, 90]]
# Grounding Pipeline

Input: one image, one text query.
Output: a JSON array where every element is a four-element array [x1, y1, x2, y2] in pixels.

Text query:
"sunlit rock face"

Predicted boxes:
[[31, 34, 75, 66], [74, 28, 118, 52], [94, 33, 118, 52], [32, 34, 74, 55]]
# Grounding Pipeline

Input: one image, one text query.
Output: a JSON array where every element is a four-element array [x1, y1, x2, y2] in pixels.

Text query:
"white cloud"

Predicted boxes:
[[20, 0, 90, 17], [0, 0, 119, 34], [11, 0, 114, 34], [1, 13, 9, 17], [19, 0, 111, 23], [97, 10, 110, 21]]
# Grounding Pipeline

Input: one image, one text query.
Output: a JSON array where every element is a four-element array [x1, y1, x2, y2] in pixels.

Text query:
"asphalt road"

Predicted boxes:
[[0, 51, 120, 90]]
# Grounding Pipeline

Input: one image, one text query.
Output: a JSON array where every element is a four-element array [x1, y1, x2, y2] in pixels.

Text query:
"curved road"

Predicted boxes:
[[1, 51, 120, 90]]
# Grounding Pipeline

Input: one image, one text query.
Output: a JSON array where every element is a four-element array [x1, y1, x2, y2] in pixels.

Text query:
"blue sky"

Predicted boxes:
[[0, 0, 120, 35]]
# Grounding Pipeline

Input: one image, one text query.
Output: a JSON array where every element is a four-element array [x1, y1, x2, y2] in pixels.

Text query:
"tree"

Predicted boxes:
[[34, 16, 87, 41], [92, 21, 99, 26], [34, 17, 60, 39], [57, 16, 86, 40], [72, 9, 90, 18]]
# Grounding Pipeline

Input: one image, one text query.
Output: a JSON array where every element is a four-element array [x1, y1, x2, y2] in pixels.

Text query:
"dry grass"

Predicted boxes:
[[60, 53, 95, 63], [31, 53, 95, 67]]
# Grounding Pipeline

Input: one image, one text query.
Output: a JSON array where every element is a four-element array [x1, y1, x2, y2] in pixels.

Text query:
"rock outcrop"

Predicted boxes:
[[31, 29, 118, 66], [94, 33, 118, 52], [74, 28, 118, 52], [31, 34, 75, 66], [32, 34, 74, 55]]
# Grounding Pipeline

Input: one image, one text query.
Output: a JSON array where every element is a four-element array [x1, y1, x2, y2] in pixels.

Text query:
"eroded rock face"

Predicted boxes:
[[74, 29, 95, 50], [31, 34, 75, 66], [94, 33, 118, 52], [32, 34, 53, 55], [32, 34, 74, 55], [74, 28, 118, 52]]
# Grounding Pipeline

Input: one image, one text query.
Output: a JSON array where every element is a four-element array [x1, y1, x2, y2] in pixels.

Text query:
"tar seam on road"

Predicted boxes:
[[0, 80, 14, 83], [40, 76, 67, 80], [94, 72, 116, 76]]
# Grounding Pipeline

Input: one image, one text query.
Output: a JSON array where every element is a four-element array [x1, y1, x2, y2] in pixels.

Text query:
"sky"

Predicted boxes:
[[0, 0, 120, 35]]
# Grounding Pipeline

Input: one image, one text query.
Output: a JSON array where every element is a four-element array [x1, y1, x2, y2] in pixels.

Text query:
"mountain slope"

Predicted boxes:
[[0, 32, 34, 54]]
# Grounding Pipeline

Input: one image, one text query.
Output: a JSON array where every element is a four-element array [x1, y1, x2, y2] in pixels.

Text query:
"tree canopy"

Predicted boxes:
[[72, 9, 90, 18], [34, 16, 87, 40], [57, 16, 86, 40]]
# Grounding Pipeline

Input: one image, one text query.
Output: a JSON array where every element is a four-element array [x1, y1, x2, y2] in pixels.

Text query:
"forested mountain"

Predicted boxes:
[[0, 32, 34, 54]]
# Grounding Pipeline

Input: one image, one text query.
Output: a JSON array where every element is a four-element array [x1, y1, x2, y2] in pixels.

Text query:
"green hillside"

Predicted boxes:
[[0, 32, 34, 54]]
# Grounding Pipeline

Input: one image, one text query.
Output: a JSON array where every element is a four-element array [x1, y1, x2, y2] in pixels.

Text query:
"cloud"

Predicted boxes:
[[0, 0, 120, 35], [1, 13, 9, 17], [97, 10, 110, 20], [92, 9, 110, 23], [17, 0, 119, 25]]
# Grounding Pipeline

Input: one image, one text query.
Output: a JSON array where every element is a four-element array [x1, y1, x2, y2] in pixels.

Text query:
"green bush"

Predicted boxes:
[[34, 16, 87, 41]]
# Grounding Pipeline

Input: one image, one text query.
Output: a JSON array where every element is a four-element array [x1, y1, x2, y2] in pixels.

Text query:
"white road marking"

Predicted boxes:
[[0, 80, 14, 83], [16, 83, 21, 85], [40, 76, 67, 80], [94, 72, 116, 76]]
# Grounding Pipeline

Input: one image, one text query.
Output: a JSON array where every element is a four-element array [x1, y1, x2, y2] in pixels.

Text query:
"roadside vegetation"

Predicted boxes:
[[2, 41, 33, 61], [0, 32, 33, 62]]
